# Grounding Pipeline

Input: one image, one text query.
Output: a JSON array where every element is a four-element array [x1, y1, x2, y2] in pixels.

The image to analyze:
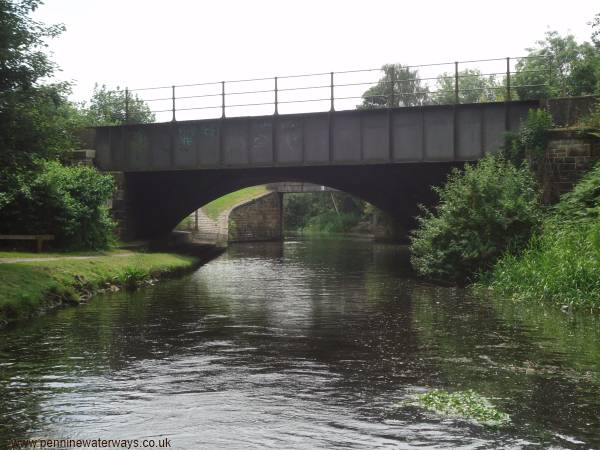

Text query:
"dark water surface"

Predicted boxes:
[[1, 239, 600, 449]]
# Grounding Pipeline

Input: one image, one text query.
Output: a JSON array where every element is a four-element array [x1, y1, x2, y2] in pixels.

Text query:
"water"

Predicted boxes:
[[1, 238, 600, 449]]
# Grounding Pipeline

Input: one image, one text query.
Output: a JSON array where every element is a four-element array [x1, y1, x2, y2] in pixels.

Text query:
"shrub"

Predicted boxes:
[[410, 155, 542, 283], [0, 161, 115, 250], [113, 266, 148, 290]]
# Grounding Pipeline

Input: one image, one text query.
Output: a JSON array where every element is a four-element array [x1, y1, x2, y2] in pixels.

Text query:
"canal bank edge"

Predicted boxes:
[[0, 246, 224, 329]]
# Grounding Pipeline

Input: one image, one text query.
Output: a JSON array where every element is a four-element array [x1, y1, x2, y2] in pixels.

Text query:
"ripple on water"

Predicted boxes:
[[1, 239, 600, 448]]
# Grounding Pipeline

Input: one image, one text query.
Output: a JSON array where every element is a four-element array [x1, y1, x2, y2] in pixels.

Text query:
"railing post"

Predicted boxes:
[[389, 68, 395, 108], [330, 72, 335, 112], [172, 85, 176, 122], [274, 76, 278, 115], [221, 81, 226, 118], [506, 57, 511, 101], [454, 61, 459, 104], [504, 57, 511, 131], [124, 87, 130, 124]]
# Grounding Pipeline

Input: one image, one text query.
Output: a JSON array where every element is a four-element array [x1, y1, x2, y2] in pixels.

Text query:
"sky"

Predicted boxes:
[[34, 0, 599, 120]]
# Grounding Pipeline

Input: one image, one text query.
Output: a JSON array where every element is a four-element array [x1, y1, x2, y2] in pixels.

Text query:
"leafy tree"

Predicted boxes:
[[361, 64, 430, 108], [434, 69, 502, 104], [0, 0, 89, 213], [0, 0, 63, 91], [0, 1, 117, 249], [0, 0, 73, 169], [85, 84, 154, 125], [591, 13, 600, 49], [513, 31, 600, 99]]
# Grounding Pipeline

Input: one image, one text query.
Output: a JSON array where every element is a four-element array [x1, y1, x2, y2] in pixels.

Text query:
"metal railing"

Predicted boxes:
[[120, 55, 551, 123]]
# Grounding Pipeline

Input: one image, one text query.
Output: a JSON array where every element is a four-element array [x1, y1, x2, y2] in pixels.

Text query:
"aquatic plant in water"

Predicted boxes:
[[409, 389, 510, 427]]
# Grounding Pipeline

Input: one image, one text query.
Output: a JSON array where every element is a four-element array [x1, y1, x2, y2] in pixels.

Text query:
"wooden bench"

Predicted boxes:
[[0, 235, 55, 252]]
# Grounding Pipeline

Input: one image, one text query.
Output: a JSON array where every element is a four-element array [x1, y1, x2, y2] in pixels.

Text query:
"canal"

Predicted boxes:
[[1, 238, 600, 448]]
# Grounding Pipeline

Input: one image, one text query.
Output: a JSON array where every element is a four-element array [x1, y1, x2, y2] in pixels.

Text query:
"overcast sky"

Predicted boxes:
[[34, 0, 598, 119]]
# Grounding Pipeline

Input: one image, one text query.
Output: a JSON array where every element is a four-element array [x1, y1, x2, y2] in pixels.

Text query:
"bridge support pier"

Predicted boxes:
[[109, 172, 134, 241], [228, 192, 283, 243]]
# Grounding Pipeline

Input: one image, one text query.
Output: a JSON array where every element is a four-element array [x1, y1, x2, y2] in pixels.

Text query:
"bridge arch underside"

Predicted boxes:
[[124, 162, 464, 239]]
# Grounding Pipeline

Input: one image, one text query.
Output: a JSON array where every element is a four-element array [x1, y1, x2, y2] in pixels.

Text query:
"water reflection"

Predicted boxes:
[[0, 238, 599, 448]]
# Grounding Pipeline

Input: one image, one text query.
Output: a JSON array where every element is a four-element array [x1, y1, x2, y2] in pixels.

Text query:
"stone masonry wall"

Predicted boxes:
[[109, 172, 131, 240], [541, 131, 600, 203], [228, 192, 283, 242]]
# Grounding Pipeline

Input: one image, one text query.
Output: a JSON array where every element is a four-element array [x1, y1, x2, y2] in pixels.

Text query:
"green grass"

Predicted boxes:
[[481, 162, 600, 311], [481, 220, 600, 310], [202, 186, 267, 220], [0, 252, 198, 326], [407, 389, 510, 427], [0, 249, 130, 258]]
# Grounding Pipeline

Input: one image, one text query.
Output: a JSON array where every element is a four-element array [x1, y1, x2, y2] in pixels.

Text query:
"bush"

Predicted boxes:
[[502, 109, 553, 166], [410, 155, 542, 283], [485, 163, 600, 309], [0, 161, 115, 250]]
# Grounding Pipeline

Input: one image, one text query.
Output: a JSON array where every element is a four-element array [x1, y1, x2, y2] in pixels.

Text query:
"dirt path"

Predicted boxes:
[[0, 253, 133, 264]]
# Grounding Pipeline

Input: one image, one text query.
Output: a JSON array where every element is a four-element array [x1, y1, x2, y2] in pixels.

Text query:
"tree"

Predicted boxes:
[[361, 64, 430, 108], [0, 0, 63, 91], [0, 0, 73, 169], [434, 69, 502, 104], [0, 1, 117, 249], [85, 84, 154, 125], [591, 13, 600, 49], [513, 31, 600, 99]]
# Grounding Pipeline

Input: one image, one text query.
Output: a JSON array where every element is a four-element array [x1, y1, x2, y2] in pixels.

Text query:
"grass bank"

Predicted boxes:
[[0, 251, 203, 327], [0, 248, 130, 259], [481, 218, 600, 310], [203, 185, 267, 220], [480, 162, 600, 311]]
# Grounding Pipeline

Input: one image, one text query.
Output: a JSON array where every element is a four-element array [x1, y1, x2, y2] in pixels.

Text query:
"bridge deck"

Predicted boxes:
[[93, 101, 538, 172]]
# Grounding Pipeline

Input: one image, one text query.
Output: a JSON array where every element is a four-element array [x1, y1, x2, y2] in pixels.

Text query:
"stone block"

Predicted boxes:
[[228, 193, 282, 242], [567, 146, 591, 157]]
